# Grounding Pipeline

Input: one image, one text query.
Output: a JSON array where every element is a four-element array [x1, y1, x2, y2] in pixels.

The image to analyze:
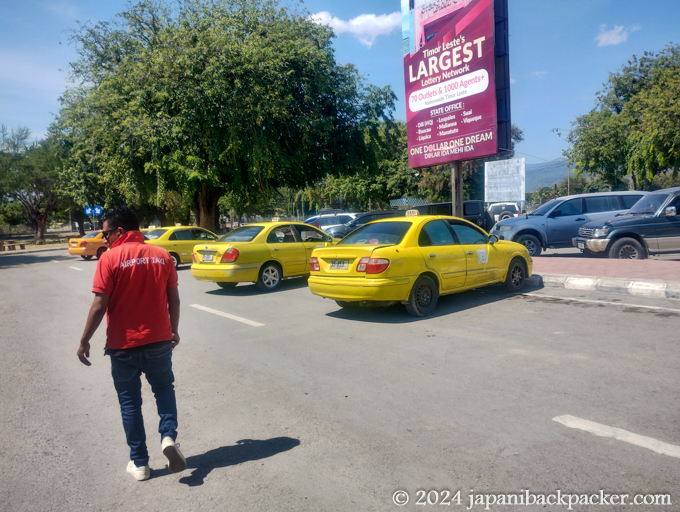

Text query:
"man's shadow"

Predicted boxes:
[[153, 437, 300, 486]]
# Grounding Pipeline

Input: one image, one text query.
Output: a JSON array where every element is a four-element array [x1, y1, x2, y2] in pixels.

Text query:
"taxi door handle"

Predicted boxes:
[[307, 247, 313, 250], [467, 251, 473, 255], [429, 253, 436, 257], [173, 244, 178, 246], [274, 248, 279, 251]]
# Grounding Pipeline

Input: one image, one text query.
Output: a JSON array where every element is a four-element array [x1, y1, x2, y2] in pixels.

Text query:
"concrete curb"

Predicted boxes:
[[528, 274, 680, 300], [0, 245, 68, 256]]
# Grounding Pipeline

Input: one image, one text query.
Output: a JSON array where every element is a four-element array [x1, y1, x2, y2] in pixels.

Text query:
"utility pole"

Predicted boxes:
[[451, 161, 463, 217]]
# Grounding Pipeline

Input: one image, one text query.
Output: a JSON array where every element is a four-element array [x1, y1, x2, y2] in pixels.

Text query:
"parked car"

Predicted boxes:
[[488, 191, 646, 256], [572, 187, 680, 259], [308, 213, 358, 233], [308, 211, 532, 317], [487, 202, 521, 224], [191, 221, 337, 291], [145, 226, 219, 268], [68, 231, 108, 260], [411, 200, 491, 230], [326, 210, 407, 239]]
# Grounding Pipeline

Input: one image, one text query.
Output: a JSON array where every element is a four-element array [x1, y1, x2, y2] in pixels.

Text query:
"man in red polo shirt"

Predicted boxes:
[[77, 206, 186, 481]]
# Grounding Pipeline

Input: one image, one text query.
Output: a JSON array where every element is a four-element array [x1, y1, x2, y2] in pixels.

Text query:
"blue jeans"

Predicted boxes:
[[107, 342, 178, 467]]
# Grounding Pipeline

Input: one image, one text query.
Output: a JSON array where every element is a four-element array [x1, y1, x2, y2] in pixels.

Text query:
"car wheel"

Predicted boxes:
[[516, 234, 542, 256], [608, 237, 646, 259], [499, 213, 513, 221], [81, 255, 93, 260], [505, 258, 527, 292], [217, 282, 237, 289], [257, 262, 282, 292], [96, 247, 107, 259], [405, 275, 439, 317], [335, 300, 360, 309], [169, 252, 181, 268]]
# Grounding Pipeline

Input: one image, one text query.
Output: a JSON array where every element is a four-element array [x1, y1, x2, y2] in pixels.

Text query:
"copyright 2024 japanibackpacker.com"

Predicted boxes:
[[391, 489, 672, 509]]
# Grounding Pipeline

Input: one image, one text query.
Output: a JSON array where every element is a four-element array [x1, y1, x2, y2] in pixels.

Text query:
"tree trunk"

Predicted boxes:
[[74, 209, 86, 236], [195, 185, 222, 232], [156, 209, 171, 227], [36, 213, 48, 245]]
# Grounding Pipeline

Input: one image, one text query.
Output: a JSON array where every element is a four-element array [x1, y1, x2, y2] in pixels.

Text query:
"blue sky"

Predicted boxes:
[[1, 0, 678, 164]]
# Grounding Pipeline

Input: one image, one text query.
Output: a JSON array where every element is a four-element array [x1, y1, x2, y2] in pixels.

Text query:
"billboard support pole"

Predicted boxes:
[[451, 161, 463, 218]]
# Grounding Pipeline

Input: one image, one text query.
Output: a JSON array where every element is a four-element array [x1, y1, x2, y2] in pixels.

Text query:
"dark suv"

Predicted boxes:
[[326, 210, 406, 239], [572, 187, 680, 259]]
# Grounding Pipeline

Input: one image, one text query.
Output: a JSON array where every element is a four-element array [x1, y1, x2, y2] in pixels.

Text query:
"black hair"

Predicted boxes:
[[100, 206, 140, 232]]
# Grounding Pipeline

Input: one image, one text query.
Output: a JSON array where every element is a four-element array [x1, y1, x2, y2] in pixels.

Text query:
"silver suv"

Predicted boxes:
[[489, 191, 646, 256]]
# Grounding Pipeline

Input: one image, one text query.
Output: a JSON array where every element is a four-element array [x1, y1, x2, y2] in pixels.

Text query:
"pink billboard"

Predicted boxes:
[[402, 0, 497, 168]]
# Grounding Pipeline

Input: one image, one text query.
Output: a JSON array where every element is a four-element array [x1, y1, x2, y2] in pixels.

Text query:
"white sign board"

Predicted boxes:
[[484, 158, 525, 202]]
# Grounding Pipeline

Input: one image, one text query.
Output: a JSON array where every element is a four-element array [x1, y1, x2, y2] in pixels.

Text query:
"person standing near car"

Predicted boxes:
[[76, 206, 186, 481]]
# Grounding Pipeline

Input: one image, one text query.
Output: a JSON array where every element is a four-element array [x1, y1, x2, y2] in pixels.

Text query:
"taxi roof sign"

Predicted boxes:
[[271, 217, 281, 222], [405, 209, 419, 217]]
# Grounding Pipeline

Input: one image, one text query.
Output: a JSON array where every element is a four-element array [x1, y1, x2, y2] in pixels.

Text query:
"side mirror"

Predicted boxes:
[[664, 206, 677, 217], [489, 234, 499, 244]]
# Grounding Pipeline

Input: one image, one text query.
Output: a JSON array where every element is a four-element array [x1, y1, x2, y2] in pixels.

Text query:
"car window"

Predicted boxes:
[[449, 222, 487, 244], [145, 229, 167, 240], [318, 217, 340, 227], [629, 194, 668, 214], [608, 197, 622, 211], [550, 198, 583, 217], [620, 194, 644, 209], [191, 229, 214, 240], [464, 202, 481, 215], [267, 225, 298, 243], [170, 230, 192, 241], [218, 226, 263, 242], [584, 196, 611, 213], [666, 196, 680, 210], [419, 220, 455, 246], [83, 231, 101, 239], [337, 215, 353, 224], [295, 225, 327, 242], [340, 222, 412, 245]]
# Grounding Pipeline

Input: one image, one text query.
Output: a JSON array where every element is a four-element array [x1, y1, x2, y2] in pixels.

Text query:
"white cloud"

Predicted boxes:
[[595, 24, 641, 47], [532, 71, 547, 78], [311, 11, 401, 48], [510, 77, 516, 84]]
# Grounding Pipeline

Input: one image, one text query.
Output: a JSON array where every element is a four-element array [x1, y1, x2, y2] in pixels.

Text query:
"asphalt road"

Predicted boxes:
[[1, 249, 679, 512]]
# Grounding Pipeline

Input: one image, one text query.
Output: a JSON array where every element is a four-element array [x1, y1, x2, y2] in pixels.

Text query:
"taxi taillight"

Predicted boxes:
[[357, 257, 390, 274], [192, 253, 196, 263], [310, 257, 320, 271], [79, 240, 88, 247], [221, 248, 239, 263]]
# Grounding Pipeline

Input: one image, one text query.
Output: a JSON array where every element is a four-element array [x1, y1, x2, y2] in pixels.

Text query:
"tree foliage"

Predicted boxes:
[[567, 44, 680, 189], [60, 0, 396, 231]]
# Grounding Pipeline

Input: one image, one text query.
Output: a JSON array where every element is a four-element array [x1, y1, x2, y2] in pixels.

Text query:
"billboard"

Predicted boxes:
[[484, 157, 525, 202], [402, 0, 497, 168]]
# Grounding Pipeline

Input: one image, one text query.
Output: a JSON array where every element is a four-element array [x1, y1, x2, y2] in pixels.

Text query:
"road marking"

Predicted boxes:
[[189, 304, 264, 327], [523, 292, 680, 313], [69, 266, 83, 271], [553, 415, 680, 459], [52, 260, 60, 263]]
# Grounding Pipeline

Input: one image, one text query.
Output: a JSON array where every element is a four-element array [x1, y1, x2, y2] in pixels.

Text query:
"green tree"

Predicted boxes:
[[62, 0, 396, 232], [567, 44, 680, 189]]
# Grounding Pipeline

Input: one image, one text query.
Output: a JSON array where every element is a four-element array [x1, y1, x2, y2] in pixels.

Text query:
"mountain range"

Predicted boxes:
[[525, 158, 576, 192]]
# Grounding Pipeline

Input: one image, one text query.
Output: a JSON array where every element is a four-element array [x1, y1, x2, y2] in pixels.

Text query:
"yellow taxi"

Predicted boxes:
[[308, 211, 533, 316], [68, 231, 108, 260], [145, 226, 219, 268], [191, 221, 338, 291]]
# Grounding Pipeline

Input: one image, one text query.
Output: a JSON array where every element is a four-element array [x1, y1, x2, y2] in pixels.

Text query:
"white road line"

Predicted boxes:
[[553, 415, 680, 459], [189, 304, 264, 327], [523, 292, 680, 313], [69, 266, 83, 271], [52, 260, 60, 263]]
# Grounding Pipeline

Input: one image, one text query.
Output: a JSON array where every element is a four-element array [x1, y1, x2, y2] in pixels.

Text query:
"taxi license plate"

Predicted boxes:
[[578, 242, 585, 250], [330, 260, 348, 270], [202, 254, 214, 262]]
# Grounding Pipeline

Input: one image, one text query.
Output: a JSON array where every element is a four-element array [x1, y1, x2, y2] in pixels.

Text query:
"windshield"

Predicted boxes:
[[145, 229, 167, 240], [339, 221, 412, 245], [529, 199, 561, 216], [628, 193, 668, 215], [218, 225, 263, 242], [83, 231, 101, 239]]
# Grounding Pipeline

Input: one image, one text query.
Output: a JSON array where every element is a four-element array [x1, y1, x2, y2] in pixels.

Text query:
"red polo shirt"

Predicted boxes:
[[92, 230, 178, 349]]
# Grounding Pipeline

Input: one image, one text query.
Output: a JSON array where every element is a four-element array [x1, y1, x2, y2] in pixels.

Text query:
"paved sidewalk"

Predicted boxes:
[[529, 255, 680, 299]]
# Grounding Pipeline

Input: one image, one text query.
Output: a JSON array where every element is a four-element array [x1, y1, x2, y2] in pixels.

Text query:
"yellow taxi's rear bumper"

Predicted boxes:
[[308, 274, 413, 302], [68, 246, 98, 256], [191, 263, 260, 283]]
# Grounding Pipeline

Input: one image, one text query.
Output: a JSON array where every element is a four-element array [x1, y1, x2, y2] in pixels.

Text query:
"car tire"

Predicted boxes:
[[516, 234, 542, 256], [505, 258, 527, 292], [81, 255, 93, 260], [335, 300, 360, 309], [405, 275, 439, 317], [608, 237, 646, 259], [217, 282, 237, 289], [169, 252, 181, 268], [499, 213, 513, 221], [96, 247, 107, 259], [257, 262, 282, 292]]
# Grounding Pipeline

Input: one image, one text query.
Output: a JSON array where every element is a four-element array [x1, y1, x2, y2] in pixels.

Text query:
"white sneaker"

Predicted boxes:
[[161, 437, 186, 473], [126, 460, 150, 481]]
